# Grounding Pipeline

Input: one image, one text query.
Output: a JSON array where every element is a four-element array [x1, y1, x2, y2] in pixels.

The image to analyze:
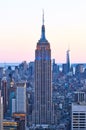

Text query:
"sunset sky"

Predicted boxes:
[[0, 0, 86, 63]]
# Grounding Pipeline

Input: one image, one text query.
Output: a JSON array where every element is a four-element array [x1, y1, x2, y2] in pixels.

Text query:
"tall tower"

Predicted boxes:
[[0, 90, 3, 130], [66, 49, 70, 73], [1, 76, 8, 117], [33, 12, 53, 125]]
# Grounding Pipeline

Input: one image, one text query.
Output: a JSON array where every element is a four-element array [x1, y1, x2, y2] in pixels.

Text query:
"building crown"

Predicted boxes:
[[39, 11, 48, 43]]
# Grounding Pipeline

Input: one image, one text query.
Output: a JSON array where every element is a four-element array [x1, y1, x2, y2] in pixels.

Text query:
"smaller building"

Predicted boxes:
[[71, 91, 86, 130], [3, 119, 18, 130], [16, 82, 26, 113], [13, 113, 26, 130], [71, 103, 86, 130], [62, 64, 67, 74], [74, 91, 86, 103], [75, 64, 84, 75]]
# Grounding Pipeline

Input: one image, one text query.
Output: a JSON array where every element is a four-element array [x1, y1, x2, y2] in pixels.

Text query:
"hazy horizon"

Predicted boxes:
[[0, 0, 86, 63]]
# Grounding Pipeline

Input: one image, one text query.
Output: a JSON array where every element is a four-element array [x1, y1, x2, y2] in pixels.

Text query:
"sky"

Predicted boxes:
[[0, 0, 86, 63]]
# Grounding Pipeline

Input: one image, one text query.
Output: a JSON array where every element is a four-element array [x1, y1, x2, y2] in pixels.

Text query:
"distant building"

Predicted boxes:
[[75, 64, 84, 75], [1, 77, 8, 116], [0, 90, 3, 130], [16, 82, 26, 113], [62, 49, 70, 74], [74, 91, 86, 103], [52, 59, 59, 73], [33, 12, 54, 125], [9, 81, 16, 116], [3, 119, 18, 130], [12, 98, 16, 114], [28, 62, 34, 76], [62, 64, 67, 74], [66, 49, 70, 73]]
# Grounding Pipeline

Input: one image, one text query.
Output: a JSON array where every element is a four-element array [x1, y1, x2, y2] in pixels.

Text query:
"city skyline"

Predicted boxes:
[[0, 0, 86, 63]]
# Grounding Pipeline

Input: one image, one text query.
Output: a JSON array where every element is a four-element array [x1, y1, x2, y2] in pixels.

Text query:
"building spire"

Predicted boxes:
[[39, 10, 46, 42], [42, 9, 44, 25], [39, 10, 48, 43]]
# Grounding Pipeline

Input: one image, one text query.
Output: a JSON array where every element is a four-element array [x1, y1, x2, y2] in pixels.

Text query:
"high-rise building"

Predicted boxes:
[[12, 82, 26, 130], [1, 77, 8, 116], [0, 90, 3, 130], [71, 91, 86, 130], [9, 81, 16, 116], [66, 49, 70, 73], [16, 82, 26, 113], [62, 63, 68, 74], [33, 12, 53, 125]]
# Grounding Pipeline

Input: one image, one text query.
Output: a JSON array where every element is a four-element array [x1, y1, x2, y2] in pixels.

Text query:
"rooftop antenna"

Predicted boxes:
[[68, 44, 70, 52], [42, 9, 44, 25]]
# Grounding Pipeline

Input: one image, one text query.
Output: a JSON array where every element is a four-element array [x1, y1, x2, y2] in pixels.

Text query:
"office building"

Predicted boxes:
[[12, 82, 27, 130], [9, 81, 16, 116], [33, 12, 53, 125], [71, 91, 86, 130], [75, 64, 84, 75], [71, 103, 86, 130], [62, 63, 68, 74], [0, 90, 3, 130], [1, 77, 8, 116], [74, 91, 86, 103], [16, 82, 26, 113], [3, 119, 18, 130], [66, 49, 70, 73]]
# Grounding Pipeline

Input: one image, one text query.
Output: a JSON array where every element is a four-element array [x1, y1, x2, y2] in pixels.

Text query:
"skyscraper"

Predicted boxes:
[[1, 77, 8, 116], [33, 12, 53, 125], [66, 49, 70, 73], [0, 90, 3, 130]]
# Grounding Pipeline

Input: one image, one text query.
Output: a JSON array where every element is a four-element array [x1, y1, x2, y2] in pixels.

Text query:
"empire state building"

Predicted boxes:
[[33, 13, 53, 125]]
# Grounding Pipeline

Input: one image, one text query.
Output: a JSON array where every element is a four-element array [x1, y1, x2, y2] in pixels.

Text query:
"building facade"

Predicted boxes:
[[0, 90, 3, 130], [12, 82, 27, 130], [16, 82, 26, 113], [1, 77, 8, 116], [71, 91, 86, 130], [3, 120, 18, 130], [33, 13, 53, 125], [71, 103, 86, 130]]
